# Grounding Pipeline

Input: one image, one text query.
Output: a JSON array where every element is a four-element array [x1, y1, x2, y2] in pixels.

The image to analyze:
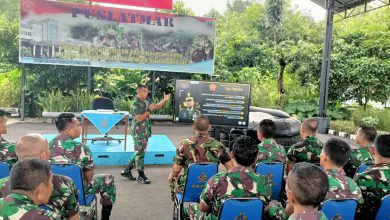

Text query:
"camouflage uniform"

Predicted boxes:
[[170, 133, 231, 196], [0, 193, 61, 220], [129, 97, 152, 171], [287, 136, 323, 164], [288, 211, 327, 220], [354, 163, 390, 219], [324, 169, 363, 204], [189, 166, 286, 220], [49, 134, 116, 207], [343, 144, 374, 178], [0, 138, 17, 166], [0, 174, 89, 219], [256, 138, 286, 164]]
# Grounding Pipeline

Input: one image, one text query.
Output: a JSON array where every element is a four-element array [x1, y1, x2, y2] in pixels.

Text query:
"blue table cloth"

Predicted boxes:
[[81, 110, 129, 135]]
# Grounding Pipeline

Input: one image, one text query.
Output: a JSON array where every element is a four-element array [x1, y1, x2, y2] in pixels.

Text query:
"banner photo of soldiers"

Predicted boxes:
[[174, 80, 251, 127], [89, 0, 173, 10], [19, 0, 215, 74]]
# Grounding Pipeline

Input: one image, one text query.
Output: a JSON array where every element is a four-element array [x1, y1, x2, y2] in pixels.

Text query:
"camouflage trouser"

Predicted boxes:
[[129, 133, 149, 171], [189, 203, 215, 220], [84, 174, 116, 206], [80, 205, 96, 220], [169, 174, 186, 201]]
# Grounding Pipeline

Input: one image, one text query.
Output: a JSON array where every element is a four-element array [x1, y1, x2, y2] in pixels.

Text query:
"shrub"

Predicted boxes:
[[330, 120, 357, 134]]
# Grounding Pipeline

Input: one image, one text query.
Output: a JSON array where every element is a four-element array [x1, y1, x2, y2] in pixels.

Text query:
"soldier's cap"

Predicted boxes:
[[185, 97, 194, 101]]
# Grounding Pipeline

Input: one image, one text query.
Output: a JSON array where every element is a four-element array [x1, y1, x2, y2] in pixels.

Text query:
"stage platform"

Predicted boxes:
[[43, 134, 176, 166]]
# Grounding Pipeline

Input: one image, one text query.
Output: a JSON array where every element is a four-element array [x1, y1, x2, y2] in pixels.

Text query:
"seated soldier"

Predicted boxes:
[[286, 162, 329, 220], [355, 134, 390, 219], [168, 115, 233, 198], [286, 118, 323, 174], [0, 158, 61, 219], [344, 125, 376, 178], [0, 133, 87, 220], [320, 138, 363, 203], [255, 119, 286, 164], [50, 113, 116, 220], [0, 109, 17, 166], [189, 136, 286, 220]]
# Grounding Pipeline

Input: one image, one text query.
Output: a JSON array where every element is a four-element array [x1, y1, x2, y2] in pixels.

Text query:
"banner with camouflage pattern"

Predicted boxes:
[[19, 0, 216, 74]]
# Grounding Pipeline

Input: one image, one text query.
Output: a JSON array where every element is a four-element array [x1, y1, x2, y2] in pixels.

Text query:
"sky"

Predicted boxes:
[[179, 0, 326, 21]]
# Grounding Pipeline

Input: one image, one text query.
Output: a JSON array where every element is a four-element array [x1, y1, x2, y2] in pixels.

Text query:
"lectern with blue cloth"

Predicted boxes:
[[81, 110, 129, 149]]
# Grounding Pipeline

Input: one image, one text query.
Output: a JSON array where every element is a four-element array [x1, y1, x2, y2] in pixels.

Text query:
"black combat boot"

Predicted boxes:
[[101, 205, 112, 220], [137, 170, 151, 184], [120, 164, 136, 181]]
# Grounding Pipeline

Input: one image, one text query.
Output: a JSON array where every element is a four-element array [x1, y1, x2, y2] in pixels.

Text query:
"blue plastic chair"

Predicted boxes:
[[218, 198, 264, 220], [51, 164, 96, 206], [375, 195, 390, 220], [255, 162, 284, 200], [354, 163, 372, 177], [0, 162, 10, 179], [173, 163, 218, 220], [321, 199, 358, 220]]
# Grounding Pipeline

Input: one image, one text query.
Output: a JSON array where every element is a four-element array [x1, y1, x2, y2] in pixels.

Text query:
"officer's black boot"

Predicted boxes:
[[120, 164, 136, 181], [137, 170, 151, 184], [101, 205, 112, 220]]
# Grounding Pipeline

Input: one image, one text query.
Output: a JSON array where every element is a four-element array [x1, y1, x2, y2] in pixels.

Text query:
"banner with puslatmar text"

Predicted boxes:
[[89, 0, 173, 10], [19, 0, 215, 74]]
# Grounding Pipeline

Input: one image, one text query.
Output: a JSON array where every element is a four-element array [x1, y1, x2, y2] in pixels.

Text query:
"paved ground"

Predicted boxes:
[[2, 119, 358, 219]]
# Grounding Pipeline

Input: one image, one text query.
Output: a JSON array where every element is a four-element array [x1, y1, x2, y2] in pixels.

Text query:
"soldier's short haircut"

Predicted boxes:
[[359, 125, 377, 143], [323, 138, 351, 167], [194, 115, 210, 132], [0, 109, 5, 117], [232, 136, 258, 166], [10, 158, 51, 192], [136, 84, 147, 90], [302, 118, 318, 133], [287, 162, 328, 208], [56, 113, 76, 131], [375, 134, 390, 158], [258, 119, 276, 138], [15, 133, 48, 159]]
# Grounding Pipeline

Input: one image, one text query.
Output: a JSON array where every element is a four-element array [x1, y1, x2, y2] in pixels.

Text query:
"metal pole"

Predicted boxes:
[[20, 64, 26, 121], [87, 67, 92, 93], [318, 0, 334, 133]]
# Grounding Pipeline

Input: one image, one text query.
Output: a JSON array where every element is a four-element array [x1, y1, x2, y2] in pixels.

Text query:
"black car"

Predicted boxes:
[[211, 106, 302, 150]]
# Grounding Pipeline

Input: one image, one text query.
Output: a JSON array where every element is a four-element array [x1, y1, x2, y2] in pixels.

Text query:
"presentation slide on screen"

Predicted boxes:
[[174, 80, 251, 127]]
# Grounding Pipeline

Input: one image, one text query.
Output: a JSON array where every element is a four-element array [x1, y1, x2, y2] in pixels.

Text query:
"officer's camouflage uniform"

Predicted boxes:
[[256, 138, 286, 164], [49, 134, 116, 207], [0, 138, 17, 166], [288, 211, 327, 220], [287, 136, 323, 164], [324, 169, 363, 204], [0, 193, 61, 220], [129, 97, 152, 171], [0, 174, 95, 219], [189, 166, 286, 220], [170, 133, 231, 197], [343, 144, 374, 178], [354, 163, 390, 219]]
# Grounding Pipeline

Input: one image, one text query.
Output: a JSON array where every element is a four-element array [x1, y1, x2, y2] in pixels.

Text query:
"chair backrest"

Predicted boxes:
[[321, 199, 358, 220], [218, 198, 264, 220], [355, 163, 371, 176], [375, 195, 390, 220], [92, 97, 114, 110], [0, 162, 10, 179], [51, 164, 87, 205], [183, 163, 218, 203], [255, 162, 284, 200]]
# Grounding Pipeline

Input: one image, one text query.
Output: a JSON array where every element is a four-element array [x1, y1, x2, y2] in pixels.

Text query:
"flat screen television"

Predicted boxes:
[[174, 80, 251, 128]]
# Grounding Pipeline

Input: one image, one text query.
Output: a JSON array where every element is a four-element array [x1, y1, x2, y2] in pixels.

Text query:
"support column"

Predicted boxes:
[[87, 67, 92, 93], [20, 64, 26, 121], [318, 0, 334, 134], [151, 71, 156, 101]]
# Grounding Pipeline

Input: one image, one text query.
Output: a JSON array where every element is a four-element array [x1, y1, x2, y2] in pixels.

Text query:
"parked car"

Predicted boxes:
[[211, 106, 302, 150]]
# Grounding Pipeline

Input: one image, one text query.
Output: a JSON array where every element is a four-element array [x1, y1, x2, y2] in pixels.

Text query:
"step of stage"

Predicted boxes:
[[43, 134, 176, 166]]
